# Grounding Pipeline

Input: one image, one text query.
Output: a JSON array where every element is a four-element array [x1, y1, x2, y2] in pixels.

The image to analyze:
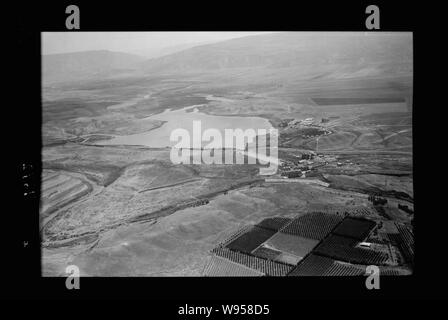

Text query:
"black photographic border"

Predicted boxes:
[[8, 1, 441, 302]]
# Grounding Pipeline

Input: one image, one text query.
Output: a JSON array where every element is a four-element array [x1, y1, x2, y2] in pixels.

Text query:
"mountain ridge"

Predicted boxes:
[[140, 32, 412, 75], [42, 50, 145, 84], [43, 33, 413, 84]]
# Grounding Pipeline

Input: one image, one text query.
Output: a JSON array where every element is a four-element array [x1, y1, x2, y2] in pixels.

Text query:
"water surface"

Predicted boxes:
[[99, 105, 273, 149]]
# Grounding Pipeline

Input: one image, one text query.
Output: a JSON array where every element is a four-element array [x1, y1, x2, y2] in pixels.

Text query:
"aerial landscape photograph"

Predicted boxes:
[[41, 31, 413, 277]]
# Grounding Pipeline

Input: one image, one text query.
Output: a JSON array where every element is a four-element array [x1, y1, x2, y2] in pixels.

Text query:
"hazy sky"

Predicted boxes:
[[42, 32, 272, 56]]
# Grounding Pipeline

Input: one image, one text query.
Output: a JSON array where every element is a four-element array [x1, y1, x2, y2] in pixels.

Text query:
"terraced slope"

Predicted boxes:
[[41, 170, 92, 218]]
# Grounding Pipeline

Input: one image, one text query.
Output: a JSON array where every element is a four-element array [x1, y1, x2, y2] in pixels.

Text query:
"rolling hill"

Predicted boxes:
[[140, 32, 413, 76], [42, 33, 413, 85], [42, 50, 145, 84]]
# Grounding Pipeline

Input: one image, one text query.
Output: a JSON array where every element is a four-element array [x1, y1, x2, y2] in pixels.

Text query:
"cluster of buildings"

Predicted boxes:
[[279, 152, 344, 179], [279, 117, 315, 129], [368, 194, 388, 206], [280, 153, 318, 178]]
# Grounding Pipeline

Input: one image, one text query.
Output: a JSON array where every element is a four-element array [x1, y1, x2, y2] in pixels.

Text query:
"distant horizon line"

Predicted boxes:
[[41, 31, 411, 56]]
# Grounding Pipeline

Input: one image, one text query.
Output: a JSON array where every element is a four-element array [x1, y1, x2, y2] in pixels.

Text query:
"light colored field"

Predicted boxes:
[[263, 233, 319, 259]]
